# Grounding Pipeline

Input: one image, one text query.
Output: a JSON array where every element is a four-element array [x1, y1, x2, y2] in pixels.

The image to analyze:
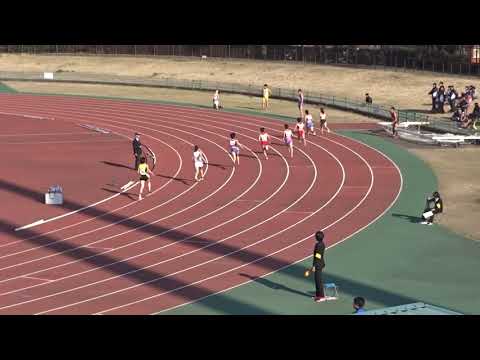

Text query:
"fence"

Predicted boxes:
[[0, 70, 471, 135], [1, 45, 479, 77]]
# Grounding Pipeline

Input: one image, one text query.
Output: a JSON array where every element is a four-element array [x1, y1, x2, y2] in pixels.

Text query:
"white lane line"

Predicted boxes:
[[0, 139, 126, 145], [0, 100, 368, 314], [0, 132, 95, 137], [0, 109, 310, 310], [13, 181, 139, 232], [22, 276, 53, 283], [0, 122, 189, 256], [0, 121, 222, 270], [95, 134, 374, 315], [0, 114, 274, 303], [0, 101, 328, 310], [0, 111, 54, 120], [155, 128, 404, 315], [32, 121, 344, 314]]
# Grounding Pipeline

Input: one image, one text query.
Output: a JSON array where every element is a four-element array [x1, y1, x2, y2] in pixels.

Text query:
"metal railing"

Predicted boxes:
[[0, 70, 472, 135]]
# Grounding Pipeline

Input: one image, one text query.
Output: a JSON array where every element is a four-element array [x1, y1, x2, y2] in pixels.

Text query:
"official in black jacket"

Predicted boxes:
[[132, 133, 143, 170], [310, 231, 327, 303], [428, 83, 438, 113]]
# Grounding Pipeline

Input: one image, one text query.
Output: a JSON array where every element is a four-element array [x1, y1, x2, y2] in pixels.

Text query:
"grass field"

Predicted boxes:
[[1, 54, 479, 241]]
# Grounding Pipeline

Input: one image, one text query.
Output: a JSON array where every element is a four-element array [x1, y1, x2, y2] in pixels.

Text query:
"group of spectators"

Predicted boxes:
[[428, 82, 478, 128]]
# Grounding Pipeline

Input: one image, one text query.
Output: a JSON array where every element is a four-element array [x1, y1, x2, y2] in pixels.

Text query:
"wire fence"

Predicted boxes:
[[0, 70, 473, 135], [1, 45, 479, 76]]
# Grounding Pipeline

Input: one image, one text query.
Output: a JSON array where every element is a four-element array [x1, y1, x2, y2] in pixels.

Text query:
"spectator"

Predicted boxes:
[[447, 85, 458, 112], [353, 297, 366, 314], [437, 85, 446, 113], [365, 93, 373, 105], [451, 108, 464, 123], [462, 102, 480, 129], [428, 83, 438, 113]]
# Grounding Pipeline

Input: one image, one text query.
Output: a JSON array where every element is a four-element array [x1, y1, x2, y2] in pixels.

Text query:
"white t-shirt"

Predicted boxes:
[[193, 150, 203, 165], [305, 114, 313, 124], [259, 133, 269, 142], [284, 129, 293, 139]]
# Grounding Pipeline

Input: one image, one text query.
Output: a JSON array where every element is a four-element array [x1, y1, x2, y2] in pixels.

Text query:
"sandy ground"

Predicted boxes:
[[408, 147, 480, 241], [1, 54, 479, 113], [2, 53, 479, 240]]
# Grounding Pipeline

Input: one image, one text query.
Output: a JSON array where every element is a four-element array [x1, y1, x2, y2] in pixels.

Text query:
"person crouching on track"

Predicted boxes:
[[138, 157, 154, 201], [421, 191, 443, 225]]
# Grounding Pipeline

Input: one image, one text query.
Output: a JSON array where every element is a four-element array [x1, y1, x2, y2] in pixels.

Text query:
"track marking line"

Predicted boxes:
[[22, 276, 53, 283], [0, 98, 398, 316], [156, 128, 403, 315], [0, 132, 95, 137], [13, 181, 139, 232]]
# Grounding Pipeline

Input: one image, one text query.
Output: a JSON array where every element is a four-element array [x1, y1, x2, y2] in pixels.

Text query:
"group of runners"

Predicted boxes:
[[134, 85, 332, 199]]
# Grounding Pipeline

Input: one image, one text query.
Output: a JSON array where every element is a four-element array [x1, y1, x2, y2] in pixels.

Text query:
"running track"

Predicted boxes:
[[0, 94, 402, 315]]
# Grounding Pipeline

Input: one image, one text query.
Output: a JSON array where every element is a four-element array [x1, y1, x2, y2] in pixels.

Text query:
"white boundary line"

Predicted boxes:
[[0, 97, 398, 314], [156, 130, 404, 315], [0, 121, 231, 271], [91, 130, 375, 314]]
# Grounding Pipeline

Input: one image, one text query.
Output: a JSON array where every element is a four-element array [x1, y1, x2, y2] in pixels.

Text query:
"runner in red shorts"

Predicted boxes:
[[258, 127, 271, 160], [295, 117, 306, 147]]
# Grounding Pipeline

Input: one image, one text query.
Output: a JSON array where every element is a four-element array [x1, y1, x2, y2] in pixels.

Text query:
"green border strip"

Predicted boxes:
[[4, 90, 479, 315], [0, 82, 17, 93]]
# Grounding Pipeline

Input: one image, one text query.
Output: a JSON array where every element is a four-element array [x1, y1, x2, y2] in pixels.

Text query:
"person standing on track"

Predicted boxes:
[[258, 127, 271, 160], [137, 157, 154, 201], [228, 132, 243, 165], [213, 89, 220, 110], [309, 231, 327, 303], [295, 117, 306, 147], [262, 84, 272, 110], [193, 145, 207, 182], [390, 106, 399, 138], [319, 108, 330, 135], [305, 109, 316, 136], [298, 89, 305, 117], [283, 124, 294, 158], [132, 133, 143, 170]]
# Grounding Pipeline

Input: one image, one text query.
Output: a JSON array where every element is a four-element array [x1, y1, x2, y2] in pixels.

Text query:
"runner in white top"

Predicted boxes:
[[304, 109, 316, 136], [258, 127, 271, 160], [295, 117, 307, 147], [213, 90, 220, 110], [319, 107, 330, 135], [228, 132, 243, 165], [283, 124, 294, 158], [193, 145, 207, 181]]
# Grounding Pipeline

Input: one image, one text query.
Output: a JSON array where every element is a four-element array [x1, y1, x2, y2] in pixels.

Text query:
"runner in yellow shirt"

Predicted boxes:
[[262, 84, 271, 110], [137, 157, 155, 201]]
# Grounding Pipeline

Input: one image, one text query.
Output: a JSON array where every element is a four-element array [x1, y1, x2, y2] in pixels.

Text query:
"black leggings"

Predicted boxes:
[[314, 267, 325, 297]]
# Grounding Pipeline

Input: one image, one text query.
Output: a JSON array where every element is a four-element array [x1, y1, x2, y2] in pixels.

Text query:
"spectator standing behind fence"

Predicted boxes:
[[428, 82, 438, 113], [447, 85, 458, 112], [262, 84, 271, 110], [437, 85, 446, 113], [365, 93, 373, 105]]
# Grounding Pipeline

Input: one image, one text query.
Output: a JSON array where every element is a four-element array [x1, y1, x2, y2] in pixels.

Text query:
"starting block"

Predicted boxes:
[[45, 185, 63, 205], [323, 283, 339, 300]]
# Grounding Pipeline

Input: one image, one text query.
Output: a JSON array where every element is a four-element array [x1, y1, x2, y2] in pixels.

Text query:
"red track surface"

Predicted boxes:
[[0, 94, 401, 315]]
